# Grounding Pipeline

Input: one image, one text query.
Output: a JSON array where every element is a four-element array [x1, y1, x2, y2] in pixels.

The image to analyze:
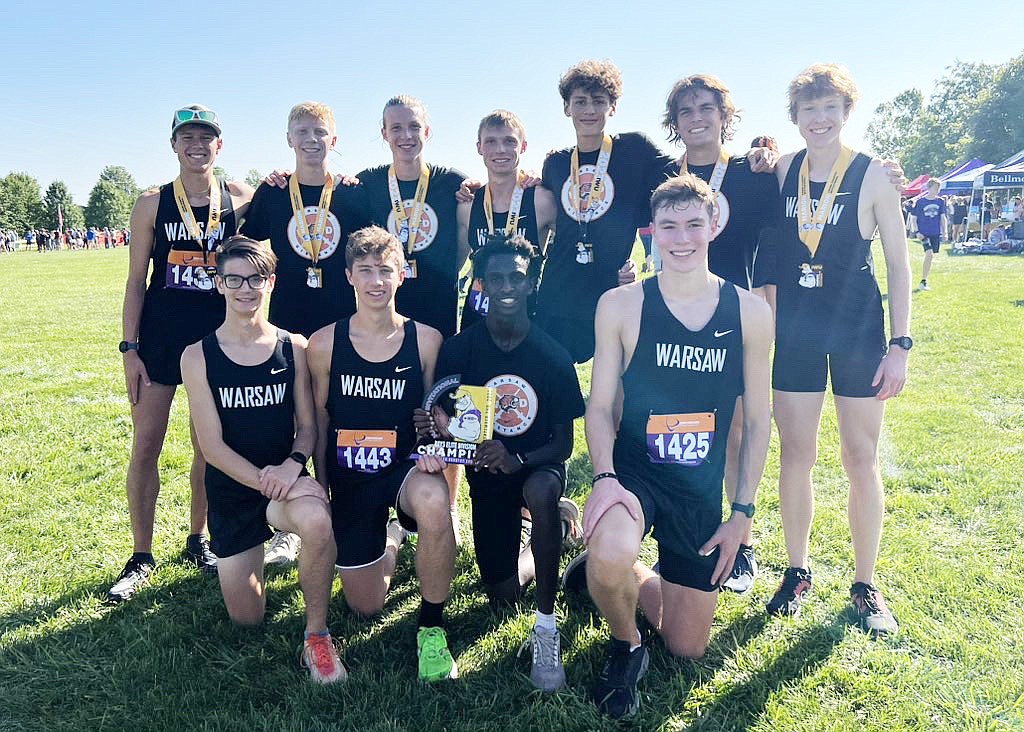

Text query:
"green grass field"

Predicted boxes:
[[1, 245, 1022, 731]]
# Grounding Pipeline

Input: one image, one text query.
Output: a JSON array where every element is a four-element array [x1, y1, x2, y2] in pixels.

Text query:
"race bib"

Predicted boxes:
[[646, 412, 715, 467], [165, 250, 217, 292], [336, 429, 396, 474], [467, 279, 488, 315]]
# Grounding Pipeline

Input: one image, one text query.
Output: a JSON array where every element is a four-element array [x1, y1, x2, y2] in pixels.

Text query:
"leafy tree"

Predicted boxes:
[[98, 165, 140, 199], [969, 53, 1024, 163], [866, 89, 923, 163], [43, 180, 85, 231], [0, 172, 44, 231], [85, 180, 132, 229], [245, 168, 263, 188], [213, 166, 228, 180]]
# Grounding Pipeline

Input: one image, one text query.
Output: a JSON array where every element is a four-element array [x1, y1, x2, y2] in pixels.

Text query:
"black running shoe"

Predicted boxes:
[[591, 637, 649, 719], [182, 533, 218, 574], [722, 544, 758, 594], [850, 582, 899, 637], [106, 556, 155, 604], [560, 550, 589, 594], [766, 567, 812, 617]]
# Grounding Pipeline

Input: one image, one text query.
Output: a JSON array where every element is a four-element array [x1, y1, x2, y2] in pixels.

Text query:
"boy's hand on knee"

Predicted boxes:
[[582, 480, 638, 542]]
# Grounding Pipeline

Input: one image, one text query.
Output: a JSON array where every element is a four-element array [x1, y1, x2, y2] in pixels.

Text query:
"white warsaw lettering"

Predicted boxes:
[[163, 221, 225, 241], [217, 383, 287, 409], [785, 197, 845, 226], [339, 374, 407, 400], [654, 343, 727, 372]]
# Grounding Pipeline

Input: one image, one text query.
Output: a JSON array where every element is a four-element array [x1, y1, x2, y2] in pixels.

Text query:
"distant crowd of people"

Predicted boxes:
[[1, 226, 130, 252], [904, 191, 1024, 243]]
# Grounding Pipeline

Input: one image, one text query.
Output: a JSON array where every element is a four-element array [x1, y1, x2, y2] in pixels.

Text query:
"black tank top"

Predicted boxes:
[[778, 151, 884, 352], [202, 331, 295, 498], [614, 277, 744, 499], [462, 185, 542, 329], [140, 177, 237, 348], [326, 318, 423, 485]]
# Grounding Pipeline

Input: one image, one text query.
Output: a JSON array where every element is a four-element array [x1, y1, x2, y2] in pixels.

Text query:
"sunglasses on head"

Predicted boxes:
[[174, 108, 218, 124]]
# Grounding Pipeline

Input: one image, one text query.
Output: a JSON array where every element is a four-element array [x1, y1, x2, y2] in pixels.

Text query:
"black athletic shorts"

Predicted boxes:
[[921, 235, 941, 253], [534, 314, 595, 364], [772, 345, 885, 398], [138, 339, 189, 386], [329, 461, 417, 569], [206, 480, 272, 559], [618, 471, 721, 592], [469, 464, 566, 586]]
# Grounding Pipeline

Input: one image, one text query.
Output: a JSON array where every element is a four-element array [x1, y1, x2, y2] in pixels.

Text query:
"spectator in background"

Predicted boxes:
[[951, 196, 968, 242]]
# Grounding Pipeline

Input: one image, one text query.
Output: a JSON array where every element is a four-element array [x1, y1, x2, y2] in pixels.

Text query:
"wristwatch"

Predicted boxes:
[[888, 336, 913, 351], [731, 502, 756, 518], [288, 451, 308, 467], [118, 340, 139, 353]]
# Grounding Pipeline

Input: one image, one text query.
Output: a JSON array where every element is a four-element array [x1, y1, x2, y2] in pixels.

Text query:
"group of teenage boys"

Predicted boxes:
[[108, 58, 911, 719]]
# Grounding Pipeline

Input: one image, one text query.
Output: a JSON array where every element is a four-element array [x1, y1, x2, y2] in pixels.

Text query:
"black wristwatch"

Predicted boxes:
[[731, 502, 756, 518], [888, 336, 913, 351], [288, 451, 308, 467], [118, 340, 139, 353]]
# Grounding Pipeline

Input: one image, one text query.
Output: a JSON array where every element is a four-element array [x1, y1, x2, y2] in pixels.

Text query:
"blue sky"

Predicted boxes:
[[2, 1, 1021, 203]]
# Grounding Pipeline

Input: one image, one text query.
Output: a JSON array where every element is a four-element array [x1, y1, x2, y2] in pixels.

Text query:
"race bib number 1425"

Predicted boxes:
[[646, 412, 715, 467]]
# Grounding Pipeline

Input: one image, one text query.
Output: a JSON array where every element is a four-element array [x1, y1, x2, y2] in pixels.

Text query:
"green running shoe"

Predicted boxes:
[[417, 626, 458, 681]]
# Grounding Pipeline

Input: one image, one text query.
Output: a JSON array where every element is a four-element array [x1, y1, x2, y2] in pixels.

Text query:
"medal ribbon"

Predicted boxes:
[[682, 148, 730, 194], [388, 164, 430, 254], [797, 146, 854, 257], [288, 172, 334, 265], [172, 176, 222, 262], [483, 172, 525, 236], [571, 135, 613, 223]]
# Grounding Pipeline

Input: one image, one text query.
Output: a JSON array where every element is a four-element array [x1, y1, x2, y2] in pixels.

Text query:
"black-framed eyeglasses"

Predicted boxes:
[[220, 273, 269, 289]]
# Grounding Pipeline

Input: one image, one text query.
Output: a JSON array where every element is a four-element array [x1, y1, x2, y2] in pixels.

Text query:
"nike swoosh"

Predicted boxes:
[[270, 367, 287, 374], [395, 366, 413, 373], [713, 329, 734, 338]]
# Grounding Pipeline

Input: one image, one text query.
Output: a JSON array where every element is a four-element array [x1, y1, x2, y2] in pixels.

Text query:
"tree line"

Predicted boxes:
[[866, 52, 1024, 177], [0, 167, 264, 233]]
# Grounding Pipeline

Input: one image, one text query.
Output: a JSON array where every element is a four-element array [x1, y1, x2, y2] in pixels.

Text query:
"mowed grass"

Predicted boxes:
[[1, 244, 1022, 731]]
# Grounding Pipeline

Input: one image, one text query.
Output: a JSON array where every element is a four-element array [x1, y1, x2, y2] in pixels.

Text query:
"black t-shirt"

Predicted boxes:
[[240, 180, 371, 338], [435, 321, 585, 459], [357, 164, 467, 337], [537, 132, 671, 323], [660, 156, 779, 288]]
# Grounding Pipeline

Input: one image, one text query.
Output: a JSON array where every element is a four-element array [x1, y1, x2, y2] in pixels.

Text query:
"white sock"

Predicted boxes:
[[534, 611, 556, 632]]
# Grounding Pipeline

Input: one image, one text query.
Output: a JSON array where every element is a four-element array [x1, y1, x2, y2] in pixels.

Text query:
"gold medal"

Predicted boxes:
[[306, 266, 323, 289]]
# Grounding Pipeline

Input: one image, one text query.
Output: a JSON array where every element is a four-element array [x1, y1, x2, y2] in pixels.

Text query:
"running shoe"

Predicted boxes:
[[558, 497, 582, 550], [520, 517, 533, 553], [264, 530, 300, 566], [560, 550, 589, 594], [766, 567, 813, 617], [386, 518, 408, 549], [722, 544, 758, 594], [182, 533, 218, 574], [919, 280, 930, 291], [521, 625, 565, 692], [105, 556, 155, 604], [591, 637, 649, 719], [300, 633, 348, 684], [850, 582, 899, 637], [417, 626, 458, 681]]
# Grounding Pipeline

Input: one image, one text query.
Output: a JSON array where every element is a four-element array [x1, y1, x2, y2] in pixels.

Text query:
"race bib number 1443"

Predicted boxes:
[[336, 429, 396, 474]]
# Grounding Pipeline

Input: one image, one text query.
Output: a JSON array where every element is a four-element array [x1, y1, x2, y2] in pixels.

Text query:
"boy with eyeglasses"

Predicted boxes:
[[180, 235, 346, 684], [109, 104, 255, 603]]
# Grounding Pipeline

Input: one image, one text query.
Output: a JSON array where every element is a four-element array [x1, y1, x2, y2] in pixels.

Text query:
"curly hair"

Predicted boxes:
[[558, 60, 623, 104]]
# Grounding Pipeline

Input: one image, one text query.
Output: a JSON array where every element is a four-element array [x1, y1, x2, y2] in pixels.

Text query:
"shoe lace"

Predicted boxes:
[[268, 531, 292, 554], [304, 635, 337, 673], [599, 643, 631, 688], [525, 629, 560, 668], [420, 627, 446, 659], [854, 584, 883, 614]]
